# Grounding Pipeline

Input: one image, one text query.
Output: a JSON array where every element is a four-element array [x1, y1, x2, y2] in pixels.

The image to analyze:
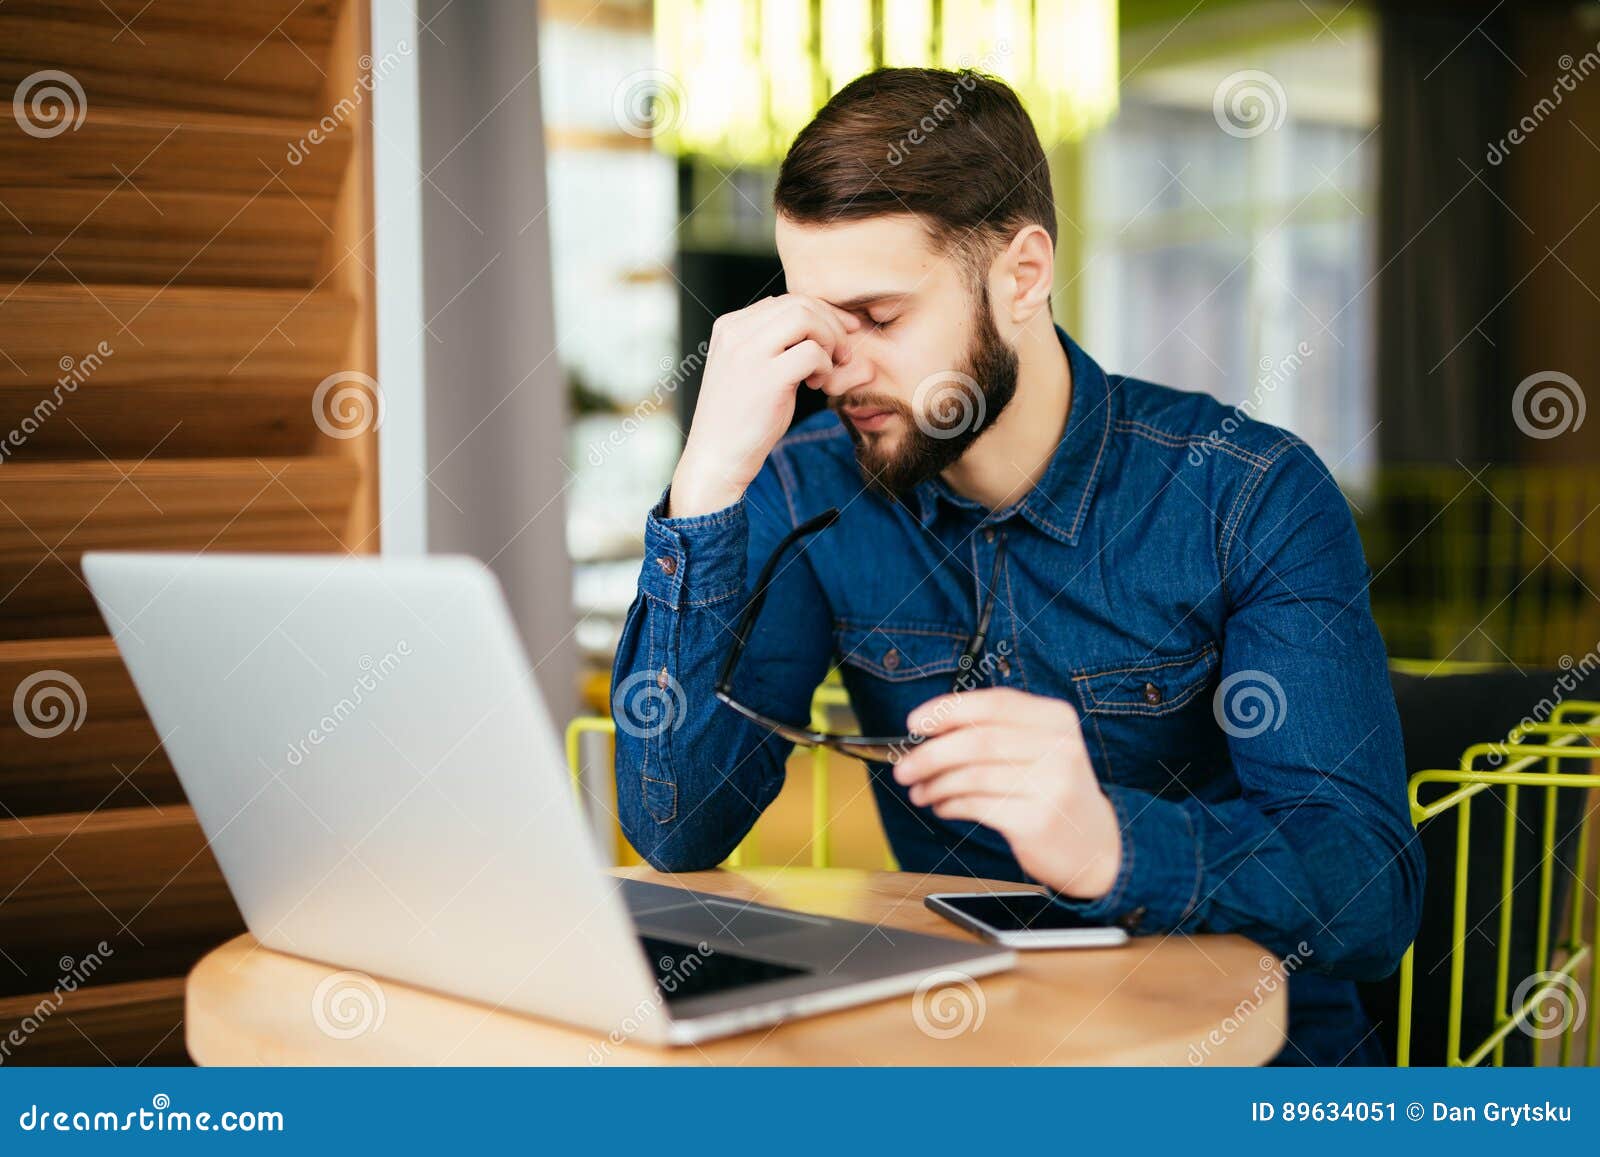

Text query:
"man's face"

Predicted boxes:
[[774, 213, 1019, 496]]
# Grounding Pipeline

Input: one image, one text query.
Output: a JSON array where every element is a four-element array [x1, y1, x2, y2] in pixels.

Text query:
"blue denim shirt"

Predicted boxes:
[[612, 325, 1424, 1066]]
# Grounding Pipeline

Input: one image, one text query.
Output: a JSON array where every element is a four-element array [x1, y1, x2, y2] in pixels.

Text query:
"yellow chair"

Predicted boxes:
[[1397, 698, 1600, 1066]]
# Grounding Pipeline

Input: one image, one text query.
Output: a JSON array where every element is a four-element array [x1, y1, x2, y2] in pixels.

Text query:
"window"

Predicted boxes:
[[1078, 21, 1378, 488]]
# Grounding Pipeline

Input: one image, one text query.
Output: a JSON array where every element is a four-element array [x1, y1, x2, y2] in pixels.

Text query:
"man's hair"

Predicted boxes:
[[773, 67, 1057, 290]]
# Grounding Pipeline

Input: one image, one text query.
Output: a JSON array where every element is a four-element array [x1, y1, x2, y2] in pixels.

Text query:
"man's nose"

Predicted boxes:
[[820, 338, 874, 396]]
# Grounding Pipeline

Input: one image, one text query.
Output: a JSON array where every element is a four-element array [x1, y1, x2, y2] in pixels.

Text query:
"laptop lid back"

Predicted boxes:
[[82, 551, 666, 1042]]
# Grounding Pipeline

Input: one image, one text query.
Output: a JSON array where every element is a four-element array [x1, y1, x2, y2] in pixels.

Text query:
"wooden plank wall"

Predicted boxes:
[[0, 0, 379, 1064]]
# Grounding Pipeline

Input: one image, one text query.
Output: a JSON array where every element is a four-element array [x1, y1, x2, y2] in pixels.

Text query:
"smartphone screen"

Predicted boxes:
[[934, 892, 1109, 932]]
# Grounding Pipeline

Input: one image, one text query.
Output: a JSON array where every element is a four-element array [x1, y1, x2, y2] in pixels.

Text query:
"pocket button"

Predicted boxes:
[[883, 648, 901, 671], [1143, 682, 1163, 706]]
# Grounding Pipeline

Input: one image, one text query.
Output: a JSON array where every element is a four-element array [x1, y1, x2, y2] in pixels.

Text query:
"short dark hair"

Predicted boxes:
[[773, 67, 1057, 288]]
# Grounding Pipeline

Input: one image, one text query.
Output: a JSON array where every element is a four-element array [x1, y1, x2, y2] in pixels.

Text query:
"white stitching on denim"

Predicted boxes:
[[1115, 418, 1274, 470]]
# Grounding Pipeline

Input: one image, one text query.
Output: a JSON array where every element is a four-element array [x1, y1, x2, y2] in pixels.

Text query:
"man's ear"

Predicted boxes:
[[991, 224, 1055, 331]]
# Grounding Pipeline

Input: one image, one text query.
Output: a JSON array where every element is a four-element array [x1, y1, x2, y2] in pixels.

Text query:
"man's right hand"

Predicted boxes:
[[668, 294, 860, 518]]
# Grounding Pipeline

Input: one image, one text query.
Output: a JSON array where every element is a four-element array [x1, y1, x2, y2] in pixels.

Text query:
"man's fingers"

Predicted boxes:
[[907, 764, 1026, 808], [773, 338, 833, 387], [892, 726, 1034, 784], [927, 793, 1021, 831], [768, 295, 851, 365], [907, 687, 1077, 737]]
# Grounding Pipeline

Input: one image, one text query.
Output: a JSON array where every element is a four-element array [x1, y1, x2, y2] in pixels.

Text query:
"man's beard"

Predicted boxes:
[[833, 289, 1020, 499]]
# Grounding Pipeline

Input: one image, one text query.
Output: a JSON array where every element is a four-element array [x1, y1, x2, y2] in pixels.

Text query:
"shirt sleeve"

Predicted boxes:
[[1049, 438, 1425, 981], [610, 455, 834, 870]]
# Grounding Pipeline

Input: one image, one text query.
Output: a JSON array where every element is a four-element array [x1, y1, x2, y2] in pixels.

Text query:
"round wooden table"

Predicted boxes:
[[186, 867, 1287, 1065]]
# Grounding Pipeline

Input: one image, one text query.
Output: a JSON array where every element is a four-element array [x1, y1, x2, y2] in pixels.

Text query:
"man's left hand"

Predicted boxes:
[[893, 688, 1122, 901]]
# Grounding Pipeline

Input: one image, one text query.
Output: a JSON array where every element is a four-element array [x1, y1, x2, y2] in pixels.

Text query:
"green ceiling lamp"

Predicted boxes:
[[649, 0, 1120, 165]]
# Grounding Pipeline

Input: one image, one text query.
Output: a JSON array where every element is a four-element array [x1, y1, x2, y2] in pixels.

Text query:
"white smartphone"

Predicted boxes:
[[924, 891, 1130, 949]]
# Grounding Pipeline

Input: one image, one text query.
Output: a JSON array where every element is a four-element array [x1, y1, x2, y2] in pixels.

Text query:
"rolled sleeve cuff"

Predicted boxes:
[[1046, 785, 1202, 934], [640, 487, 749, 610]]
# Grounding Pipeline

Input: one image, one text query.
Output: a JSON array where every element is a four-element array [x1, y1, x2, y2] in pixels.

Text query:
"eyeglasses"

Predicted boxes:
[[715, 507, 1008, 762]]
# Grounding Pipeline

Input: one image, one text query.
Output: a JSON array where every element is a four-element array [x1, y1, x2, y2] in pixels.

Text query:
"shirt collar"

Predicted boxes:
[[912, 324, 1118, 546]]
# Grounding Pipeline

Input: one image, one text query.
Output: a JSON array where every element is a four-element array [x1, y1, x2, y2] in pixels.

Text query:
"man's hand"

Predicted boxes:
[[893, 688, 1122, 901], [669, 294, 860, 518]]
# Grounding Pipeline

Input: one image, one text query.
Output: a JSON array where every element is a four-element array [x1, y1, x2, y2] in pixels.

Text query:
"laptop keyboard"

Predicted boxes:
[[639, 935, 808, 1004]]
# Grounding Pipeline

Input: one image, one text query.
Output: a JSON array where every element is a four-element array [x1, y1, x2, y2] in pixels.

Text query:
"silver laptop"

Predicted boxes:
[[82, 551, 1013, 1046]]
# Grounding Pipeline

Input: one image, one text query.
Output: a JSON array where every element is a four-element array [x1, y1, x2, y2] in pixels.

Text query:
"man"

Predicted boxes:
[[610, 67, 1423, 1066]]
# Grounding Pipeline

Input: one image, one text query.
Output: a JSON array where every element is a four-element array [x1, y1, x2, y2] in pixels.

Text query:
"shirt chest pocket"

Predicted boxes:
[[832, 619, 969, 739], [1070, 642, 1221, 790], [834, 619, 969, 683]]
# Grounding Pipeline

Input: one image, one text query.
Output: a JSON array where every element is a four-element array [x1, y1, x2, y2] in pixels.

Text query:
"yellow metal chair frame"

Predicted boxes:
[[1396, 698, 1600, 1066]]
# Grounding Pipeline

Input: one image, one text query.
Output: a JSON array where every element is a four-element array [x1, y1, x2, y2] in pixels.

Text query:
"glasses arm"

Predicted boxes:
[[715, 507, 840, 696], [952, 533, 1009, 686]]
